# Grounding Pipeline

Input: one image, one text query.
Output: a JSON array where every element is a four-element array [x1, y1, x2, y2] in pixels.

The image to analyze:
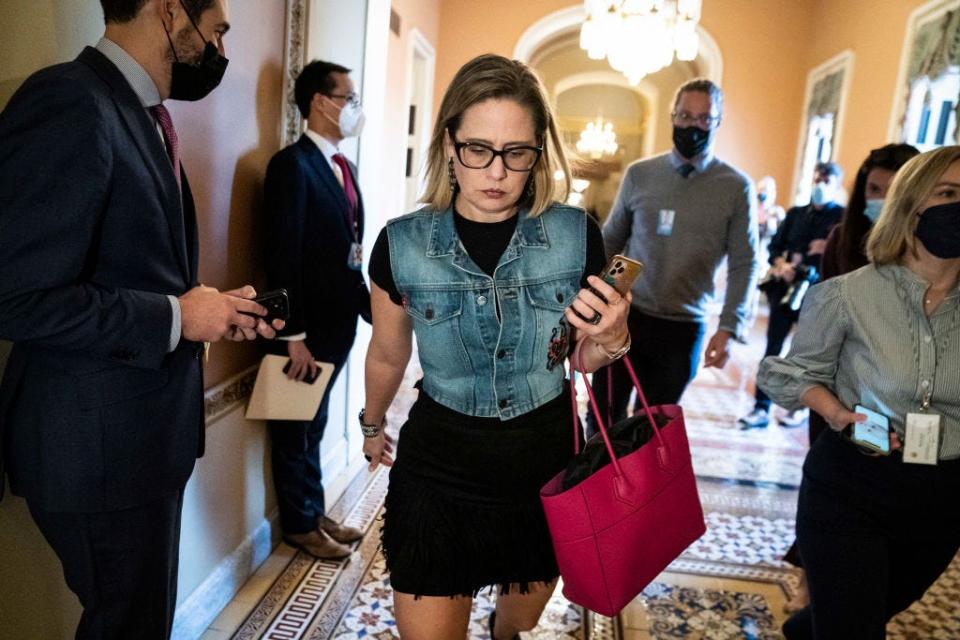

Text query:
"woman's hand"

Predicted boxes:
[[824, 404, 867, 432], [361, 430, 395, 472], [565, 275, 631, 354]]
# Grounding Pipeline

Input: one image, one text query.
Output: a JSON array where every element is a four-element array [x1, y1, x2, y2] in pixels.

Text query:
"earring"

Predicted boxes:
[[524, 177, 535, 200], [447, 158, 458, 191]]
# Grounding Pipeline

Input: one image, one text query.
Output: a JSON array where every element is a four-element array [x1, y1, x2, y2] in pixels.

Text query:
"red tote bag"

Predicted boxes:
[[539, 344, 706, 617]]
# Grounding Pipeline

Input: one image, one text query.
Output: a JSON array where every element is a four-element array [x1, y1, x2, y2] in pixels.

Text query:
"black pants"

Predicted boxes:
[[755, 293, 799, 411], [28, 489, 185, 640], [587, 309, 706, 437], [269, 351, 348, 534], [783, 431, 960, 639]]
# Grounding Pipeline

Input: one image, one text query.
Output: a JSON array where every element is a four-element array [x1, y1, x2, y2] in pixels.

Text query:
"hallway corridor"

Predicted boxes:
[[200, 313, 960, 640]]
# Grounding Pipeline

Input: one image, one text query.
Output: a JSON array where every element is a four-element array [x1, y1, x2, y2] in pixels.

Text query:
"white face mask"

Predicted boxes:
[[323, 96, 365, 138], [811, 183, 831, 206]]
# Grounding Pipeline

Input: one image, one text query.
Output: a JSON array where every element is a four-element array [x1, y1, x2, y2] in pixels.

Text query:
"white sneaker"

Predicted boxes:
[[778, 409, 809, 428], [737, 408, 770, 430]]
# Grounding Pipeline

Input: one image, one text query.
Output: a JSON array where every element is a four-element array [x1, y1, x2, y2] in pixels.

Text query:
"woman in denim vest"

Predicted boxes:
[[360, 54, 631, 639]]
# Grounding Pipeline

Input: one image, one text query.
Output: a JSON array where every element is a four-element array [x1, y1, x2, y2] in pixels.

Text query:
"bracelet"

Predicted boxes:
[[358, 408, 384, 438], [595, 332, 631, 360]]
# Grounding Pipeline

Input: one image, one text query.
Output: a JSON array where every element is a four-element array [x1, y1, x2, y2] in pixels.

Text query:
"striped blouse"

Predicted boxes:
[[758, 263, 960, 460]]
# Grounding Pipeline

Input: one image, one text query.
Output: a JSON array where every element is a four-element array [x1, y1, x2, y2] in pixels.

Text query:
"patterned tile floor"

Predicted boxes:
[[204, 311, 960, 639]]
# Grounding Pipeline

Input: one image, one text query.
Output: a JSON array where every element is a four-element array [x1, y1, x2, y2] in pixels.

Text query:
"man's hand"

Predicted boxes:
[[286, 339, 317, 382], [179, 285, 284, 343], [703, 329, 733, 368]]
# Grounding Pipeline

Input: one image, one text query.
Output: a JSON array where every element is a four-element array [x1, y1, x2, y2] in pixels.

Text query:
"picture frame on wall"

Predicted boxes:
[[889, 0, 960, 151], [791, 50, 855, 207]]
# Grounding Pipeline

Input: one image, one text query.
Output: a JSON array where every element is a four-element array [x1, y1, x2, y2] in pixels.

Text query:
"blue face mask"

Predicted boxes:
[[863, 198, 884, 224], [811, 183, 830, 207]]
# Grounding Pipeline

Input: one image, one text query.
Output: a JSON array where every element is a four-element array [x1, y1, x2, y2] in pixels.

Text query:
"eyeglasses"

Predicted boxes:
[[671, 111, 720, 129], [452, 140, 543, 171], [326, 92, 360, 107]]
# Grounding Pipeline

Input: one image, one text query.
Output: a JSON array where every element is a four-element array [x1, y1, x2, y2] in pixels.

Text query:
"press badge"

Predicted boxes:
[[903, 412, 940, 465], [348, 242, 363, 271], [657, 209, 676, 236]]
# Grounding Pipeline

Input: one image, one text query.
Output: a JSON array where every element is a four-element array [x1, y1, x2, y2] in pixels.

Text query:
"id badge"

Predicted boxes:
[[657, 209, 676, 236], [903, 412, 940, 465], [348, 242, 363, 271]]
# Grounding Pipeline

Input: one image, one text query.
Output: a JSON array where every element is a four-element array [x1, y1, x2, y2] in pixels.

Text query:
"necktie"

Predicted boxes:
[[332, 153, 359, 238], [150, 104, 181, 189], [677, 163, 695, 179]]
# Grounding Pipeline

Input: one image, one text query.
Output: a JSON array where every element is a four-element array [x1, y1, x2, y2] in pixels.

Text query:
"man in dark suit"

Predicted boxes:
[[262, 60, 371, 559], [0, 1, 281, 637]]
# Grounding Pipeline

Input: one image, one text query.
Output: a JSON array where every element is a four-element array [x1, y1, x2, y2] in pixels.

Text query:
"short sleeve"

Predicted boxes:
[[582, 215, 607, 287], [368, 228, 403, 305]]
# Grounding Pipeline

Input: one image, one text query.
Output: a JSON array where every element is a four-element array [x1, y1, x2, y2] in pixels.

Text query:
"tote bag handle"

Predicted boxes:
[[568, 339, 671, 482]]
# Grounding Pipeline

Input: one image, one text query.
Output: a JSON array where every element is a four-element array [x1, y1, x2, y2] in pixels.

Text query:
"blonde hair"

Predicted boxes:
[[867, 145, 960, 264], [421, 54, 570, 216]]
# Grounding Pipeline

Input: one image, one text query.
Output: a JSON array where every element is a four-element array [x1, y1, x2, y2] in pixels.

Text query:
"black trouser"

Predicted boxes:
[[269, 350, 349, 534], [587, 309, 706, 437], [755, 288, 800, 411], [783, 430, 960, 639], [28, 489, 185, 640]]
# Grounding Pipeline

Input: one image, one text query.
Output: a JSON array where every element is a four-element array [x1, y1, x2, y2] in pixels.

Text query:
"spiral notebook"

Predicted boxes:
[[245, 354, 334, 421]]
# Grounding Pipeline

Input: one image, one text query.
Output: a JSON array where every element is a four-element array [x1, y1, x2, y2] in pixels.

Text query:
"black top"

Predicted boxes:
[[768, 202, 844, 268], [369, 207, 607, 427], [370, 209, 606, 304]]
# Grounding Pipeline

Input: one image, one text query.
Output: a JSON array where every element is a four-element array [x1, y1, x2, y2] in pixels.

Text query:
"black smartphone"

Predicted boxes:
[[242, 288, 290, 323], [283, 359, 320, 385]]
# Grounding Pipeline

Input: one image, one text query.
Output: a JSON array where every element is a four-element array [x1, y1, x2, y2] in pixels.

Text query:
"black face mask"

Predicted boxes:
[[164, 3, 229, 101], [672, 125, 712, 160], [915, 201, 960, 259]]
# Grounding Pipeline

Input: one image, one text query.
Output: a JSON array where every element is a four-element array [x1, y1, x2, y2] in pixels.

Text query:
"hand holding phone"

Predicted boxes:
[[599, 254, 644, 298], [851, 404, 891, 455], [241, 288, 290, 324]]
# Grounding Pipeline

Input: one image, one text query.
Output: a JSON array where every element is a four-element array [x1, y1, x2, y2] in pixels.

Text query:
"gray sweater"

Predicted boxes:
[[603, 152, 759, 339]]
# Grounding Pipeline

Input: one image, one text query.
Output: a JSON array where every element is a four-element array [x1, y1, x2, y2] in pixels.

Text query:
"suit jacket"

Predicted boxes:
[[262, 134, 371, 361], [0, 47, 205, 512]]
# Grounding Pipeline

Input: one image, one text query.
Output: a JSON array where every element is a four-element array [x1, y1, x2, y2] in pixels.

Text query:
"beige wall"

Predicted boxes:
[[434, 0, 819, 207], [802, 0, 932, 195]]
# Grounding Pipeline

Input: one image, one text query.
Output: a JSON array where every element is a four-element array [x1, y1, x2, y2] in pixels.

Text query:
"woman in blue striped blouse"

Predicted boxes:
[[759, 146, 960, 639]]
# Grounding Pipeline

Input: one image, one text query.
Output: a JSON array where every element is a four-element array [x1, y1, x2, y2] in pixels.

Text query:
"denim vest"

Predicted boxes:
[[388, 204, 587, 419]]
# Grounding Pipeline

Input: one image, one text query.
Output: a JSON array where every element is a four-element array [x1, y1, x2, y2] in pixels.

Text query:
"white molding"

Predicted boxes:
[[887, 0, 960, 141], [553, 71, 659, 157], [400, 27, 437, 214], [790, 49, 855, 205], [171, 512, 279, 640], [512, 5, 723, 84]]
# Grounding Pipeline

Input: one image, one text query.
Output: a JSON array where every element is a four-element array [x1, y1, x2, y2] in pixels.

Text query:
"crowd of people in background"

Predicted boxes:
[[1, 2, 958, 639]]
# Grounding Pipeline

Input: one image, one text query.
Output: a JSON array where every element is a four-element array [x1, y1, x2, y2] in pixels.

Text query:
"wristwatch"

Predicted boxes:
[[358, 409, 384, 438], [596, 333, 632, 360]]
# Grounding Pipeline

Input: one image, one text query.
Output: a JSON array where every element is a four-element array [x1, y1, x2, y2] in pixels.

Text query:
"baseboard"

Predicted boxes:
[[171, 511, 280, 640]]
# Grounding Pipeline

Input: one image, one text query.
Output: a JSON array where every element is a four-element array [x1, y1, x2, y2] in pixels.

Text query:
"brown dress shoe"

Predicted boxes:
[[318, 516, 364, 544], [284, 529, 352, 560]]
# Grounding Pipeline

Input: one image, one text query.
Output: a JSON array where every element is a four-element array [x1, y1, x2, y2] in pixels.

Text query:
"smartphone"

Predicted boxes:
[[243, 288, 290, 323], [283, 359, 320, 385], [598, 254, 645, 297], [852, 404, 891, 455]]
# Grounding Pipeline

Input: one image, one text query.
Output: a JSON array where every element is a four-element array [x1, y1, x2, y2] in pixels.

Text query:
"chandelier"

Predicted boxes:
[[576, 115, 619, 159], [580, 0, 702, 85]]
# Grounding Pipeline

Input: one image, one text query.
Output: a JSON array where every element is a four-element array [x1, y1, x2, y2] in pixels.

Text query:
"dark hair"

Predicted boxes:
[[836, 144, 920, 270], [814, 161, 843, 180], [101, 0, 214, 24], [294, 60, 352, 119], [673, 78, 724, 118]]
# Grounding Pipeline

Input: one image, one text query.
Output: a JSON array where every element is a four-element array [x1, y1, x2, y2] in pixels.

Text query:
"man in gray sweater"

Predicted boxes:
[[595, 79, 758, 424]]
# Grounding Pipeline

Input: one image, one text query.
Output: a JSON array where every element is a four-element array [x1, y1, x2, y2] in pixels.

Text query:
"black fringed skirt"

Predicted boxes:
[[381, 387, 577, 598]]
